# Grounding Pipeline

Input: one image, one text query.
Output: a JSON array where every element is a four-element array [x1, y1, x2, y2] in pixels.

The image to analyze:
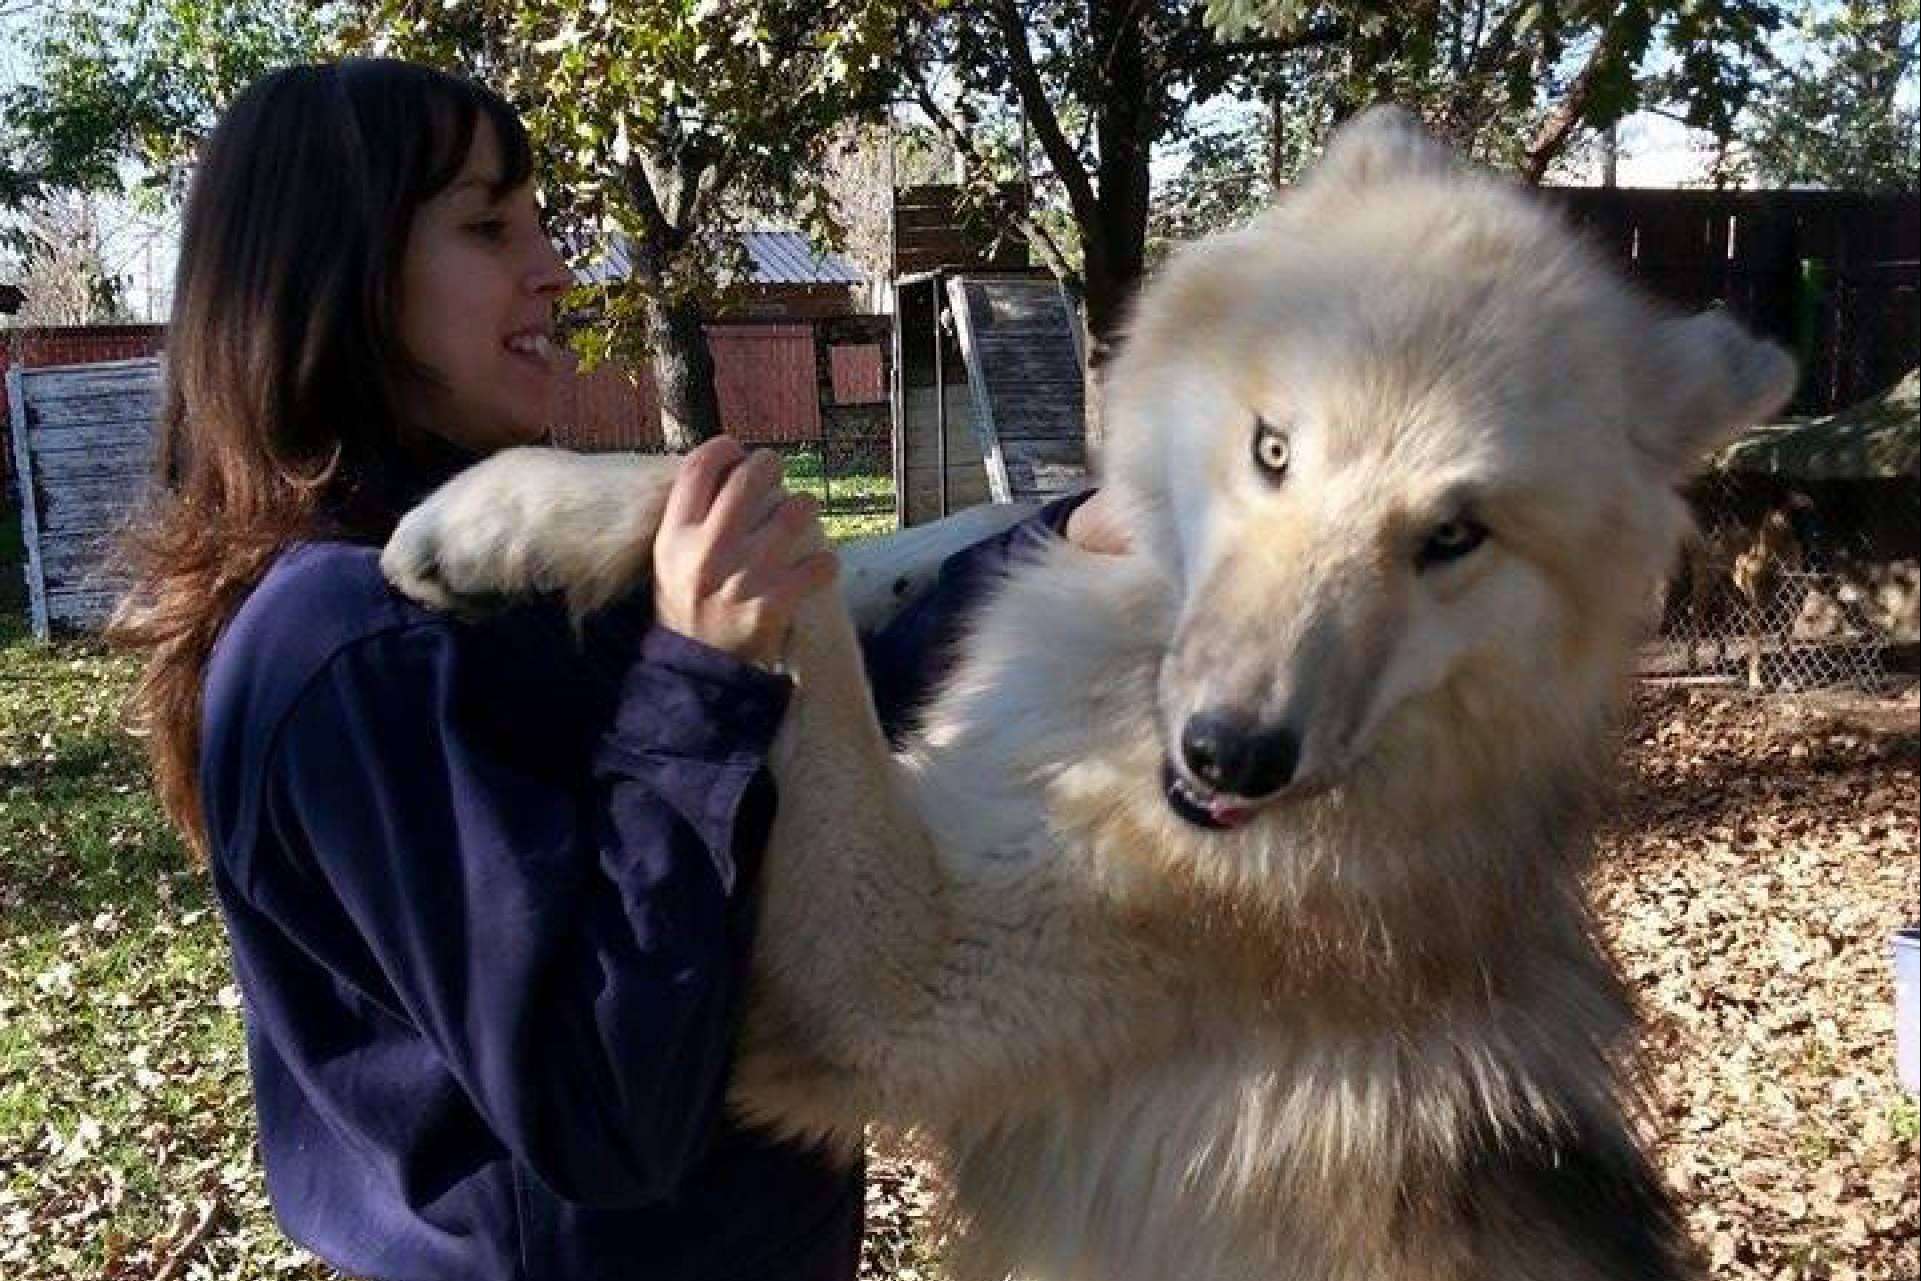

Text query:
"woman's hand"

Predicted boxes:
[[653, 437, 838, 666], [1064, 489, 1132, 555]]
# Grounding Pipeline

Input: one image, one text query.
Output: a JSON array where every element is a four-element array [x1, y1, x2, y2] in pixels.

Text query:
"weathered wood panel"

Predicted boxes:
[[945, 276, 1088, 506], [892, 184, 1031, 276], [900, 383, 990, 527], [1543, 188, 1920, 412], [8, 357, 159, 637]]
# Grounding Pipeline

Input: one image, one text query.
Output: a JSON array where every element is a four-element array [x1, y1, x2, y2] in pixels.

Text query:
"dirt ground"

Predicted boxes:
[[859, 680, 1921, 1281]]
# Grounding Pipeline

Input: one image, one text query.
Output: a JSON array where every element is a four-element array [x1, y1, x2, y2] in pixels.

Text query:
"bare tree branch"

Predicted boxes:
[[1523, 35, 1614, 183], [1163, 18, 1353, 72], [989, 0, 1099, 230], [901, 60, 1082, 288]]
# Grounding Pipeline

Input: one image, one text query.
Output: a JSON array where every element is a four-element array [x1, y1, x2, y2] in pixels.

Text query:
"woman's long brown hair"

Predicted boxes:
[[107, 60, 532, 857]]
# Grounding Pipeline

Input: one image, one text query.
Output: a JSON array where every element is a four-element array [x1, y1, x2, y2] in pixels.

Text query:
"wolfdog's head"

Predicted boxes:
[[1106, 107, 1794, 836]]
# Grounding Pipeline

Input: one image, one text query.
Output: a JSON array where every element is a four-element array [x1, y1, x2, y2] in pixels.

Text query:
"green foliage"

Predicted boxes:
[[1742, 0, 1919, 192], [0, 0, 337, 204]]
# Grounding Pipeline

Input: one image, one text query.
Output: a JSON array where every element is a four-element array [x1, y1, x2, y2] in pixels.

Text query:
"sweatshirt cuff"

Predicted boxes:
[[594, 626, 793, 894]]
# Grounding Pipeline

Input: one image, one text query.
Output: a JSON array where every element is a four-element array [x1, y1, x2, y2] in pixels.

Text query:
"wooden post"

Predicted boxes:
[[4, 364, 49, 640]]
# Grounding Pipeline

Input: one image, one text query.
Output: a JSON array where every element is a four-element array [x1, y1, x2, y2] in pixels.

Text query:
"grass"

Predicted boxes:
[[0, 609, 336, 1278], [781, 447, 898, 543]]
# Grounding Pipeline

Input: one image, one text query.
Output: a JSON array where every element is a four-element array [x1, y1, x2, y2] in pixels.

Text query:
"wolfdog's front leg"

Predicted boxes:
[[382, 446, 1033, 627], [382, 447, 678, 619], [730, 587, 1173, 1147]]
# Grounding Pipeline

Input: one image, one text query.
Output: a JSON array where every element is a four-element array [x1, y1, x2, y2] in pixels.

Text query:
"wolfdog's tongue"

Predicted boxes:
[[1209, 800, 1255, 828], [1162, 761, 1257, 831]]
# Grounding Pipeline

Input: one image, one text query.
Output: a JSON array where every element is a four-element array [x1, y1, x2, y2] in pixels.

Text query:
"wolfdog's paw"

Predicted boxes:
[[381, 469, 532, 617], [380, 447, 662, 619]]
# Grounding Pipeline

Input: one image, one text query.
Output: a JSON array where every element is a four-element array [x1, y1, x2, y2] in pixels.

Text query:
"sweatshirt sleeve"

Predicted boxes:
[[255, 613, 791, 1206], [863, 490, 1093, 740]]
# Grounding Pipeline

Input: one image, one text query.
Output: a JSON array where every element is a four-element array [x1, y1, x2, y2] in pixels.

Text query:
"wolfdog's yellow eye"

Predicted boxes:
[[1251, 419, 1290, 479]]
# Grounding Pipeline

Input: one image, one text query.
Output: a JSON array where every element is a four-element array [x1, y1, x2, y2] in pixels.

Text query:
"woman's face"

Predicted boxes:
[[398, 119, 571, 453]]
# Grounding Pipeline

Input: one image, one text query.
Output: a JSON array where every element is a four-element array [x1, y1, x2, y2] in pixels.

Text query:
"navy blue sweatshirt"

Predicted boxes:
[[199, 485, 1085, 1281]]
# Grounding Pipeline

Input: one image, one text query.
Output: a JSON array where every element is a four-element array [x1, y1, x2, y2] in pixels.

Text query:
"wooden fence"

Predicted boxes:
[[1543, 189, 1919, 414], [6, 358, 157, 637], [0, 325, 166, 487]]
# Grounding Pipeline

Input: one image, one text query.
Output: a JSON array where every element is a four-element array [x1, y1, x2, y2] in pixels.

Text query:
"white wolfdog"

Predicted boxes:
[[382, 109, 1794, 1281]]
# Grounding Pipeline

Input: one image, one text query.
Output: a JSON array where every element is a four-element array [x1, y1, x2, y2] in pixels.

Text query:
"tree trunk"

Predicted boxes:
[[620, 152, 726, 454], [1078, 0, 1155, 455], [624, 229, 723, 453], [646, 289, 723, 452]]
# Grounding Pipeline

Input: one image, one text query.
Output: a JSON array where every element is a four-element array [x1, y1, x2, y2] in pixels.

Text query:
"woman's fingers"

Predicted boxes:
[[703, 448, 785, 547], [662, 435, 747, 529], [733, 491, 825, 573], [650, 442, 838, 663]]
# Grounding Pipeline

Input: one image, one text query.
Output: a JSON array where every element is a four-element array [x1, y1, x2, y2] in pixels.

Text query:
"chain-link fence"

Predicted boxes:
[[1649, 471, 1918, 692]]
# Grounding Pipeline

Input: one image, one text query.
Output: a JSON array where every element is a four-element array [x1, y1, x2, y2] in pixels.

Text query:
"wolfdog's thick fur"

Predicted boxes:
[[382, 109, 1795, 1281]]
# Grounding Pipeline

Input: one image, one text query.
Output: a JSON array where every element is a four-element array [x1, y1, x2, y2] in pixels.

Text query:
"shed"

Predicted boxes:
[[584, 230, 870, 320], [892, 272, 1089, 527], [1691, 370, 1919, 647], [6, 357, 158, 637]]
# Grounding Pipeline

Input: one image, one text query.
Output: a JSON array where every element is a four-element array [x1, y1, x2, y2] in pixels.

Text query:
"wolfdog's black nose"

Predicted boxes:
[[1181, 713, 1300, 797]]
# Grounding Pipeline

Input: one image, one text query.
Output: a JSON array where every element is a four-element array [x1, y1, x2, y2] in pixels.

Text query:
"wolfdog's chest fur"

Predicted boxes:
[[896, 552, 1638, 1281]]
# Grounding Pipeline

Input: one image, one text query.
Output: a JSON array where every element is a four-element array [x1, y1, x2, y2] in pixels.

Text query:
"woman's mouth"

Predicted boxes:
[[504, 330, 559, 369]]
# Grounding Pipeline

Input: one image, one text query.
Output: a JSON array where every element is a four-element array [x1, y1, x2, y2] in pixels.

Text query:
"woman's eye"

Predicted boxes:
[[1251, 418, 1290, 481], [466, 218, 508, 240], [1417, 517, 1489, 570]]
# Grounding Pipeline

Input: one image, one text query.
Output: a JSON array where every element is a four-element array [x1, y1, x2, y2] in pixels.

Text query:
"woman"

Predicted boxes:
[[111, 59, 1112, 1281]]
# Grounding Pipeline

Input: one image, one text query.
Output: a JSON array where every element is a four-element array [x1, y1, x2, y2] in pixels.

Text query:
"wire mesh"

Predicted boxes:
[[776, 431, 896, 543], [1650, 473, 1914, 693]]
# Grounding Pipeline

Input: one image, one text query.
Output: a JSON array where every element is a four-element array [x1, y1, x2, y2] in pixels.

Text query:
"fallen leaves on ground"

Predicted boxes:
[[1594, 682, 1919, 1281]]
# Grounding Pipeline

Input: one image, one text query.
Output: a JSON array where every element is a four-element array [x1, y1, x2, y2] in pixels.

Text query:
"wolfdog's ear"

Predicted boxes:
[[1634, 309, 1797, 474], [1308, 105, 1455, 191]]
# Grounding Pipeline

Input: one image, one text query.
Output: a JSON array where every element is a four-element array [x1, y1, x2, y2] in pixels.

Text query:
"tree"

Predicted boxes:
[[364, 0, 898, 450], [907, 0, 1783, 438], [5, 0, 897, 452], [0, 192, 135, 325], [1742, 0, 1919, 191], [0, 0, 334, 203]]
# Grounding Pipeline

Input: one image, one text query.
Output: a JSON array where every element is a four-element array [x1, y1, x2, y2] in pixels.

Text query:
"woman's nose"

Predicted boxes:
[[528, 238, 572, 295]]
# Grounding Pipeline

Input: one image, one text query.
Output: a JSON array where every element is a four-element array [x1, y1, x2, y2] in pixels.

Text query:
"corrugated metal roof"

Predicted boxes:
[[578, 231, 864, 287], [740, 230, 865, 284]]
